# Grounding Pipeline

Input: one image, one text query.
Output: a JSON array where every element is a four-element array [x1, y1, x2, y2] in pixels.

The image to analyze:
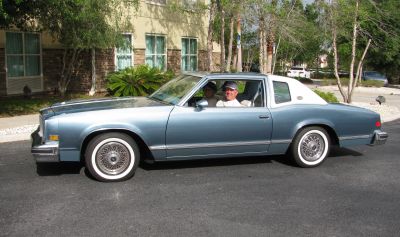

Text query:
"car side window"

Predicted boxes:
[[187, 79, 265, 108], [273, 81, 291, 104]]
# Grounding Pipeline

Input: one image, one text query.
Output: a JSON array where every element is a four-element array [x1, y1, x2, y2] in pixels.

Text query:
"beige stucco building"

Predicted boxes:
[[0, 0, 220, 96]]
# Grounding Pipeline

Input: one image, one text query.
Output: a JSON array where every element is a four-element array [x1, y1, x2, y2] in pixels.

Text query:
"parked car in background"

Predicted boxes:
[[362, 71, 388, 85], [32, 73, 388, 182], [287, 66, 311, 79]]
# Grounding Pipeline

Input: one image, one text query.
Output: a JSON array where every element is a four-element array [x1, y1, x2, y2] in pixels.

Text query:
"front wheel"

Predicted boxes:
[[291, 127, 330, 167], [85, 132, 140, 182]]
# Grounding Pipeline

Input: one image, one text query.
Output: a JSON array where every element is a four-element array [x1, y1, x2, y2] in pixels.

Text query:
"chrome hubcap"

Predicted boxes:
[[96, 141, 130, 175], [300, 133, 325, 161]]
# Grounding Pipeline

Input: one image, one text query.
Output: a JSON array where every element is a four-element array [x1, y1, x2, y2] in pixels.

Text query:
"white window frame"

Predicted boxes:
[[146, 0, 166, 5], [5, 31, 42, 79], [145, 34, 167, 71], [181, 37, 198, 72], [115, 33, 134, 71]]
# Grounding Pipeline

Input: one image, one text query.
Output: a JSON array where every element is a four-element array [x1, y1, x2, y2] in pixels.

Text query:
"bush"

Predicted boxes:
[[313, 89, 339, 103], [106, 65, 174, 97]]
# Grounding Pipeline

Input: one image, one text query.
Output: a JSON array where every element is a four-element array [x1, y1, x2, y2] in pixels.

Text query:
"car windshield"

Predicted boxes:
[[149, 75, 201, 105]]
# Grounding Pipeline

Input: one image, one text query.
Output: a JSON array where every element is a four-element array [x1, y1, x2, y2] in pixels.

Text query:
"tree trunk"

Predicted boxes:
[[332, 26, 348, 103], [89, 48, 96, 96], [59, 48, 80, 97], [347, 0, 359, 103], [220, 8, 226, 72], [266, 0, 277, 74], [207, 1, 217, 71], [353, 39, 371, 91], [259, 17, 266, 74], [226, 17, 234, 72], [236, 14, 242, 72]]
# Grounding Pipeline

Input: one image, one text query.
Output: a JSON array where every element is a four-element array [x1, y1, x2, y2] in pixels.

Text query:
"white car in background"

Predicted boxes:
[[287, 66, 311, 79]]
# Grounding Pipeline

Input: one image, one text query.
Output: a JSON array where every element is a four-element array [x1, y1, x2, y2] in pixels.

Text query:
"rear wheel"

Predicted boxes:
[[291, 127, 330, 167], [85, 132, 140, 182]]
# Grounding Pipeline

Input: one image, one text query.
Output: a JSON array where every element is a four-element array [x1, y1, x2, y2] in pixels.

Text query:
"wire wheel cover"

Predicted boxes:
[[96, 141, 131, 175], [300, 133, 325, 161]]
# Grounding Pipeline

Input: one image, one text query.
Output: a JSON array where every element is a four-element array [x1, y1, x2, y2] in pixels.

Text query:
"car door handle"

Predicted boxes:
[[259, 115, 269, 119]]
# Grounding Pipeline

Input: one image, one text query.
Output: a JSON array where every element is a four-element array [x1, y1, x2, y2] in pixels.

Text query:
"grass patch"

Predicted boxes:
[[0, 93, 108, 117]]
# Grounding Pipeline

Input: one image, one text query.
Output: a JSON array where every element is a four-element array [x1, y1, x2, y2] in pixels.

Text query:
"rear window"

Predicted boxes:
[[273, 81, 291, 104]]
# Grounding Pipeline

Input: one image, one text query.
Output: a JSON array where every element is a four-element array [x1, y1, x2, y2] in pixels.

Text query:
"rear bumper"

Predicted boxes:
[[371, 131, 388, 146], [31, 127, 59, 162]]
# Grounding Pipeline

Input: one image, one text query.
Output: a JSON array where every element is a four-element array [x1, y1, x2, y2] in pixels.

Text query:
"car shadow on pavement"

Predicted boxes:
[[34, 147, 363, 177], [36, 162, 83, 176], [328, 145, 363, 158], [139, 156, 275, 171]]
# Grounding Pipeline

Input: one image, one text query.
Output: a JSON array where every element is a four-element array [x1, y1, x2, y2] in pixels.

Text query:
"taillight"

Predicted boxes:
[[375, 121, 381, 127]]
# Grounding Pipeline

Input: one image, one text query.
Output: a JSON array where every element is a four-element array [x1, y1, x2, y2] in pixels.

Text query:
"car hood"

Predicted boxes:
[[40, 96, 166, 117]]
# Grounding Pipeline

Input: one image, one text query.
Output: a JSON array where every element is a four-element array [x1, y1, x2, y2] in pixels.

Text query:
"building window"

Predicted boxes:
[[181, 38, 197, 72], [146, 0, 166, 5], [6, 32, 41, 77], [115, 34, 133, 71], [183, 0, 197, 10], [145, 34, 166, 70]]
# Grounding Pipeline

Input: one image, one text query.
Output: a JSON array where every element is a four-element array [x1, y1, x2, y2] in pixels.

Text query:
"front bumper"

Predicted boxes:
[[31, 127, 59, 162], [371, 131, 388, 146]]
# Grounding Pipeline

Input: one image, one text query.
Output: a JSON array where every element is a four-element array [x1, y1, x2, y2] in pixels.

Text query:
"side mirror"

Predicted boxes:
[[196, 100, 208, 110]]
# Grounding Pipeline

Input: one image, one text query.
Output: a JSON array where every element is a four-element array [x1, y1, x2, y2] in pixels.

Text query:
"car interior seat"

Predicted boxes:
[[237, 81, 263, 107]]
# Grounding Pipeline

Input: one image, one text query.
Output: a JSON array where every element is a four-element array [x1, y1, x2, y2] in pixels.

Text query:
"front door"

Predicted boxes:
[[165, 104, 272, 159]]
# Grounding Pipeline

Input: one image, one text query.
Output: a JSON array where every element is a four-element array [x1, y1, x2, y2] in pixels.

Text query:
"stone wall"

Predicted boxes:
[[1, 47, 219, 96], [167, 49, 181, 73], [42, 48, 115, 94], [134, 49, 145, 66], [198, 50, 221, 72], [0, 48, 6, 96]]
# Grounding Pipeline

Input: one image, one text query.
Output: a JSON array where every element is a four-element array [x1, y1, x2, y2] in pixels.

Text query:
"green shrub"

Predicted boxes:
[[313, 89, 339, 103], [106, 65, 174, 97]]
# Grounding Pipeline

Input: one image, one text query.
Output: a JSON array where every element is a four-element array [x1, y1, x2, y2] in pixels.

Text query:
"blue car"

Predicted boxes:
[[362, 71, 388, 85], [31, 73, 388, 181]]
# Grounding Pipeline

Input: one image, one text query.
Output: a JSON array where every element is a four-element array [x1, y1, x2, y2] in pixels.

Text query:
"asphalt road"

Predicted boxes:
[[1, 120, 400, 237]]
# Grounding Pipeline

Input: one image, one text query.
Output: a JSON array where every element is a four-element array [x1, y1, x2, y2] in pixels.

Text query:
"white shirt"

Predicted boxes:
[[216, 99, 243, 107]]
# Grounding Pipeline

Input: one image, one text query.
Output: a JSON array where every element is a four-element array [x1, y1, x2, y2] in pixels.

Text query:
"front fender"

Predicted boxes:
[[79, 122, 149, 151]]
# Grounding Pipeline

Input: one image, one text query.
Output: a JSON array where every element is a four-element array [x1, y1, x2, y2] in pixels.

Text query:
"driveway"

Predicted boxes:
[[1, 119, 399, 237]]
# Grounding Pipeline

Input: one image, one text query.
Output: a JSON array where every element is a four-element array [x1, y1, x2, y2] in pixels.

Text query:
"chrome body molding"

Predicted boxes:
[[339, 134, 371, 140], [271, 139, 292, 144], [150, 140, 271, 151]]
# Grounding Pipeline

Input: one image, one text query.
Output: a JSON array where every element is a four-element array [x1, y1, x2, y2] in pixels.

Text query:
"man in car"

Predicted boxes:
[[216, 81, 243, 107]]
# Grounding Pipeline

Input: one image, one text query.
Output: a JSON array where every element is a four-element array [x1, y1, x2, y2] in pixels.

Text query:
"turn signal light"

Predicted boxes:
[[49, 135, 59, 141]]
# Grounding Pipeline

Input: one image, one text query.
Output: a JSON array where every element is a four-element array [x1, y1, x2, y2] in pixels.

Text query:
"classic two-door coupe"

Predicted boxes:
[[31, 73, 388, 181]]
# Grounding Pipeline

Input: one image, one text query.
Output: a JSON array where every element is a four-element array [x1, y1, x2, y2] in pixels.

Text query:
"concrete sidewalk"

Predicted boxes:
[[0, 114, 39, 143]]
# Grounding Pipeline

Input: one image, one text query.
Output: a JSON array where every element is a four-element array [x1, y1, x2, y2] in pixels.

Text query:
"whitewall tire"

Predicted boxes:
[[85, 132, 140, 182], [291, 127, 330, 167]]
